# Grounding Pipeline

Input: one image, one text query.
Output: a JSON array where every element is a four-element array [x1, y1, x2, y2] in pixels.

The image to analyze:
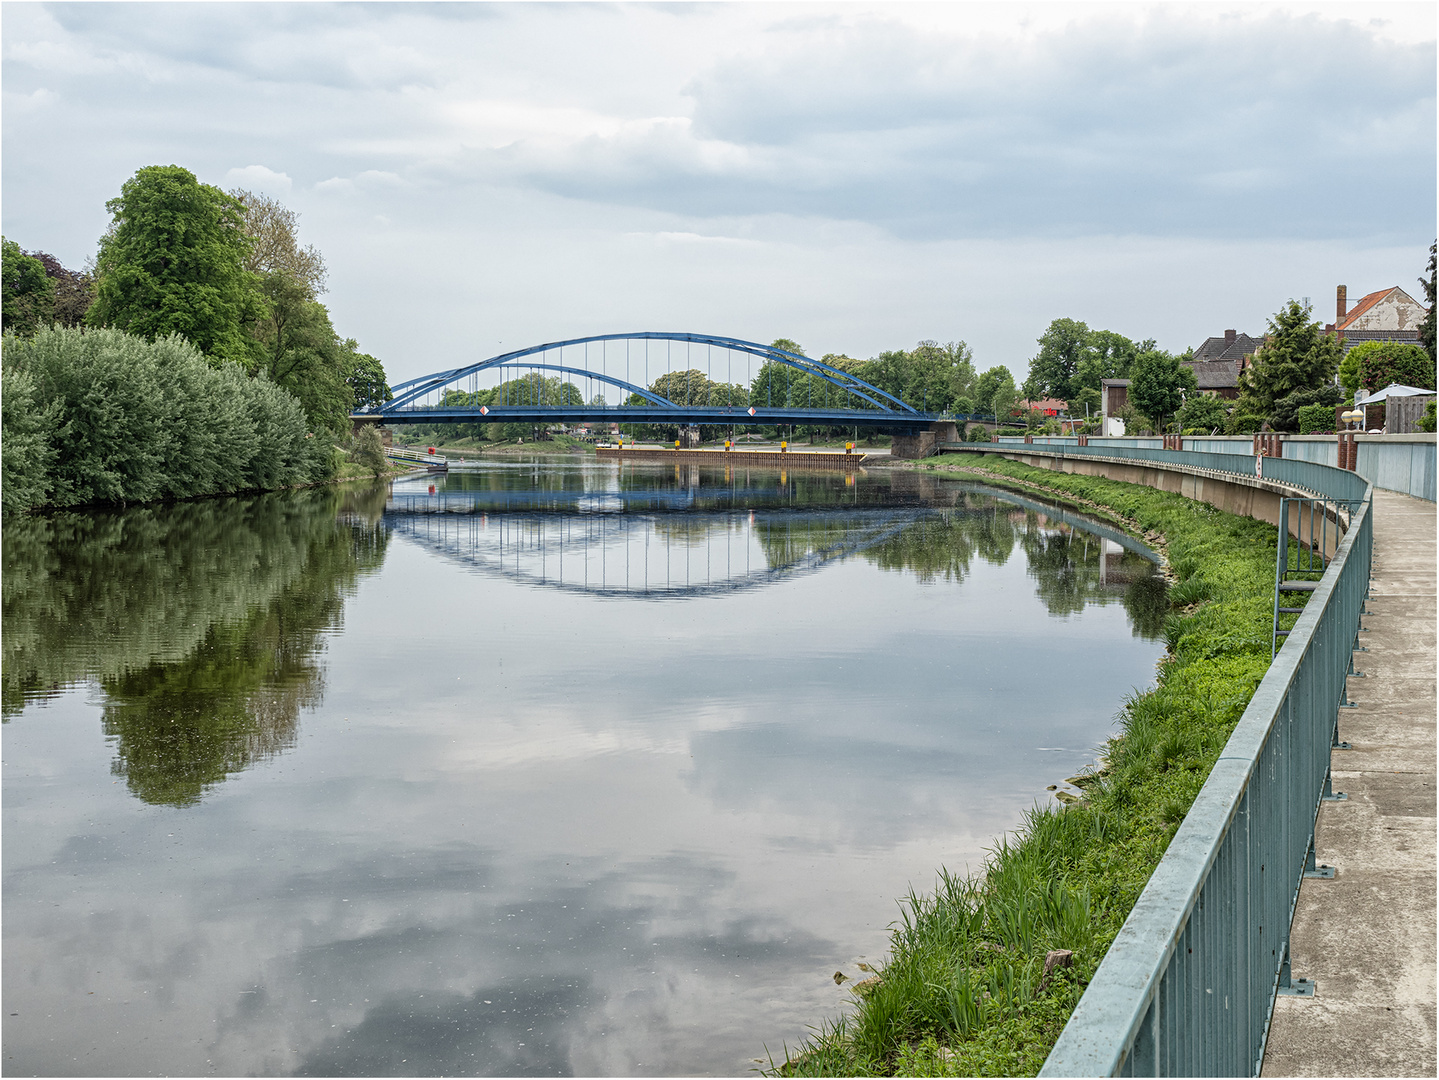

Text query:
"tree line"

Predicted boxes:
[[2, 164, 391, 514]]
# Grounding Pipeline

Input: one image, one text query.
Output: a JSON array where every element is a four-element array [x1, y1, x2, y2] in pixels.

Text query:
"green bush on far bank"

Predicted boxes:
[[2, 326, 333, 516], [775, 454, 1284, 1078]]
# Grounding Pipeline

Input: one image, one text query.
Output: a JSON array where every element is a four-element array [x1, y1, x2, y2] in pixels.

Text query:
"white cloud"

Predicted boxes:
[[222, 164, 292, 195]]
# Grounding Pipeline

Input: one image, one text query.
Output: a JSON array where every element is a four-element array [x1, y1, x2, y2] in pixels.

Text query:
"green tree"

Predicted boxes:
[[1296, 403, 1336, 434], [251, 277, 354, 434], [1128, 350, 1196, 432], [1174, 393, 1228, 433], [3, 325, 328, 510], [2, 238, 55, 335], [973, 366, 1014, 418], [87, 165, 263, 367], [1421, 240, 1436, 363], [0, 352, 60, 514], [1025, 318, 1091, 403], [233, 191, 385, 433], [1026, 320, 1144, 411], [1349, 340, 1435, 392], [650, 368, 717, 406], [1337, 347, 1363, 399], [232, 189, 327, 296], [1232, 300, 1342, 432], [25, 249, 94, 327], [1072, 329, 1140, 404], [1270, 384, 1343, 432], [346, 344, 391, 410], [350, 423, 387, 476]]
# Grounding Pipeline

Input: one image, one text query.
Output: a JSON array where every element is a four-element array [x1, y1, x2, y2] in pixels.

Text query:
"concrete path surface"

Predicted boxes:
[[1263, 490, 1437, 1077]]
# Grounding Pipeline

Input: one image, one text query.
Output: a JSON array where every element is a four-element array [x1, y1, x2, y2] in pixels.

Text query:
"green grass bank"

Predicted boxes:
[[772, 453, 1289, 1077]]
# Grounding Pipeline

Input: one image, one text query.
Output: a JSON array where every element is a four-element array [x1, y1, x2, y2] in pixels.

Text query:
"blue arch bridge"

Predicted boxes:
[[354, 331, 983, 435]]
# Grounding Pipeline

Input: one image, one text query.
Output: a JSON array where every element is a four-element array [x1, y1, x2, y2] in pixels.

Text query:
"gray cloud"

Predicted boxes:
[[487, 11, 1434, 240], [2, 3, 1432, 379]]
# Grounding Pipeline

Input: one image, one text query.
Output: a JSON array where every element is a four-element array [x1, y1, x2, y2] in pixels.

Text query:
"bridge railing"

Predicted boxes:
[[986, 440, 1373, 505], [1036, 453, 1373, 1076]]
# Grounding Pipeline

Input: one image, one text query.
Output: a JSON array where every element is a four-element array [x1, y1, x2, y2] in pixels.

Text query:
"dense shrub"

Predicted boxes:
[[1174, 393, 1228, 433], [965, 424, 992, 442], [2, 326, 332, 515], [1297, 403, 1336, 434], [1350, 341, 1435, 393]]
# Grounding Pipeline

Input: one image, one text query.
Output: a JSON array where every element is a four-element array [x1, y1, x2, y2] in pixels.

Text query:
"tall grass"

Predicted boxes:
[[775, 455, 1279, 1076]]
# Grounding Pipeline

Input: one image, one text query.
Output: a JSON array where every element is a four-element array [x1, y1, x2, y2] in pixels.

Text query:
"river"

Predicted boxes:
[[2, 457, 1166, 1076]]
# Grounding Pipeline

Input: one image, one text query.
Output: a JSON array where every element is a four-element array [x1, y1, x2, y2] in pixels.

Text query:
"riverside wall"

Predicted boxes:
[[946, 446, 1352, 557], [595, 445, 868, 470]]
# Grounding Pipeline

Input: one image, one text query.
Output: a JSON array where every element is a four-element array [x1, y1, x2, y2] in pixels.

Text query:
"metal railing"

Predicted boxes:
[[1040, 462, 1373, 1076], [981, 440, 1374, 506]]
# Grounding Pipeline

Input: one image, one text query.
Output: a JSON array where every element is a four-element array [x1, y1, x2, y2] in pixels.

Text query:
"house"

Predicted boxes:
[[1325, 284, 1427, 350], [1181, 329, 1261, 400]]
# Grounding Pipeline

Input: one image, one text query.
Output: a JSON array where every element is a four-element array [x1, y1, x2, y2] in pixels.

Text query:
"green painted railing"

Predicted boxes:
[[1028, 450, 1374, 1076]]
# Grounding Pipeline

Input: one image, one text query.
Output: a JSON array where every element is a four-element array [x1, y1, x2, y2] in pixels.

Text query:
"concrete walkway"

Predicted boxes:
[[1263, 490, 1437, 1077]]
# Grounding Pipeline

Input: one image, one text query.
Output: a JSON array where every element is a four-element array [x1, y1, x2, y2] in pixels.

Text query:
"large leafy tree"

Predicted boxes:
[[26, 250, 95, 327], [346, 344, 392, 410], [2, 238, 55, 335], [1231, 300, 1343, 432], [1024, 318, 1091, 403], [975, 365, 1017, 420], [87, 166, 263, 367], [1343, 340, 1435, 394], [232, 189, 327, 295], [232, 188, 386, 434], [1025, 319, 1141, 410], [1420, 240, 1436, 363], [1128, 349, 1197, 432]]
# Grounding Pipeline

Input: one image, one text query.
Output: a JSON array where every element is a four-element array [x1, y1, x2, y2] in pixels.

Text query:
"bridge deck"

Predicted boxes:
[[1262, 489, 1437, 1077]]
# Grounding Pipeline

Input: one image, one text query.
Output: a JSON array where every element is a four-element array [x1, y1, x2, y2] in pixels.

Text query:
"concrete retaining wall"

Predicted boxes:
[[953, 447, 1350, 556], [992, 434, 1435, 501]]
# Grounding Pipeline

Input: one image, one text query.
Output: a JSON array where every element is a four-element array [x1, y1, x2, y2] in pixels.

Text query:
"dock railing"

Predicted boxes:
[[1039, 454, 1374, 1077]]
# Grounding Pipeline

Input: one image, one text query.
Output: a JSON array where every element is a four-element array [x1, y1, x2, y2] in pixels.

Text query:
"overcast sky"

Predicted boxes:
[[3, 1, 1434, 385]]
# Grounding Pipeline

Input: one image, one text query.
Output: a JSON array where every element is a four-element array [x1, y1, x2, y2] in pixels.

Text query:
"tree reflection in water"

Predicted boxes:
[[2, 484, 390, 805]]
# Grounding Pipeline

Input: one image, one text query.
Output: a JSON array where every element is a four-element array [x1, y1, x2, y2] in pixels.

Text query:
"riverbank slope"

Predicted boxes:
[[774, 453, 1289, 1077]]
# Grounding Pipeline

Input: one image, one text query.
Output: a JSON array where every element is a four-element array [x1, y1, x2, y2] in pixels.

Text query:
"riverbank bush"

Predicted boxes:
[[773, 454, 1282, 1077], [2, 326, 332, 515]]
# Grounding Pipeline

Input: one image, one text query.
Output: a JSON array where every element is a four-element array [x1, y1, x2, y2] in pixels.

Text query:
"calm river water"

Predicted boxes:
[[3, 457, 1167, 1077]]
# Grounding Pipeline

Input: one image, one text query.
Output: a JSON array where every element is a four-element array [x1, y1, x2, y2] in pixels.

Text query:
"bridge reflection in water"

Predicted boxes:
[[382, 467, 1166, 617]]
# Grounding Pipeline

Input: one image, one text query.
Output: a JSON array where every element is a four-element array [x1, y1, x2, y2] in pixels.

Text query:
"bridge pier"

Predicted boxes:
[[351, 416, 393, 446], [892, 421, 958, 459]]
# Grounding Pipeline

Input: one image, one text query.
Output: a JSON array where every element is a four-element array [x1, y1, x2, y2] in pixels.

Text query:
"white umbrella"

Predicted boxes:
[[1354, 384, 1434, 406]]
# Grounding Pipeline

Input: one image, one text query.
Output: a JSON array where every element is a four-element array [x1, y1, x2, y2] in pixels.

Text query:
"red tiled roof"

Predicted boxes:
[[1336, 287, 1397, 331], [1019, 398, 1068, 413]]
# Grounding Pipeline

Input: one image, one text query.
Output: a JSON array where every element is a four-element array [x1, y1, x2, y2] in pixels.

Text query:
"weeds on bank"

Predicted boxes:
[[772, 454, 1281, 1077]]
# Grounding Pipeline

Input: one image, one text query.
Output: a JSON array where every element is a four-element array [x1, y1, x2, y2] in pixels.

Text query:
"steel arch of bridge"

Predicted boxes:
[[365, 332, 922, 422]]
